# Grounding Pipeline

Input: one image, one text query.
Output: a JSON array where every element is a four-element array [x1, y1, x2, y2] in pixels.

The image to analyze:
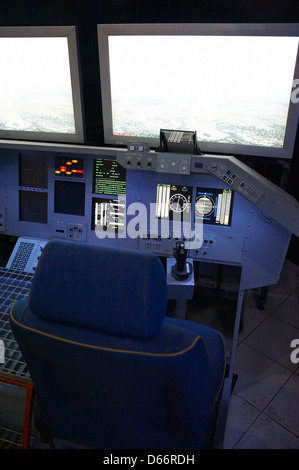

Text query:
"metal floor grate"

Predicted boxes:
[[0, 268, 34, 448], [0, 423, 23, 449], [0, 267, 33, 378]]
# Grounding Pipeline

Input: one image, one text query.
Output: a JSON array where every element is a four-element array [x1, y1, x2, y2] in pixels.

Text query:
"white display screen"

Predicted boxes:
[[109, 35, 297, 149], [98, 24, 299, 159], [0, 37, 74, 134], [0, 26, 84, 143]]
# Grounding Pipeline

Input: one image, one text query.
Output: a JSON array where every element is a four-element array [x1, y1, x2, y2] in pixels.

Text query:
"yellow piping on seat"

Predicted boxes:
[[10, 302, 202, 358]]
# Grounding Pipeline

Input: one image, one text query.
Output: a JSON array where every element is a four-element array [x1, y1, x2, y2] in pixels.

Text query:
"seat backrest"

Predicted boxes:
[[10, 240, 225, 449]]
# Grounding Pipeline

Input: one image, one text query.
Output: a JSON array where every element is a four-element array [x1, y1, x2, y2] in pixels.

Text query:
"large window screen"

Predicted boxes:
[[0, 26, 84, 143], [98, 23, 299, 159]]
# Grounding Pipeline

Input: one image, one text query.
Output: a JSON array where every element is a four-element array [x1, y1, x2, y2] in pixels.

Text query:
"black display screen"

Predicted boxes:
[[54, 180, 85, 216], [19, 190, 48, 224], [19, 153, 48, 189]]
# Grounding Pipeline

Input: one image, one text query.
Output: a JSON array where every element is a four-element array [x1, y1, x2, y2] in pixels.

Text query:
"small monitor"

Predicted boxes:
[[155, 183, 192, 221], [0, 26, 84, 144], [19, 190, 48, 224], [54, 180, 85, 216], [92, 197, 125, 233], [195, 188, 234, 226], [19, 153, 48, 188], [98, 23, 299, 159], [54, 157, 84, 179], [93, 158, 126, 196]]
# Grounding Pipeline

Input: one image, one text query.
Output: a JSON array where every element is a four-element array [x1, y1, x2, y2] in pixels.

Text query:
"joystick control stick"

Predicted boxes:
[[171, 240, 193, 281]]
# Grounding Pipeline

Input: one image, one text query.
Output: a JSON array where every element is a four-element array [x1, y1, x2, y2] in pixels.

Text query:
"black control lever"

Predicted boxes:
[[171, 240, 193, 281]]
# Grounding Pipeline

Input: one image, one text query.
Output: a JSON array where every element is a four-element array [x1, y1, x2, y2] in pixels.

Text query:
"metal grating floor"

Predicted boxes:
[[0, 267, 33, 378], [0, 423, 23, 449], [0, 267, 33, 448]]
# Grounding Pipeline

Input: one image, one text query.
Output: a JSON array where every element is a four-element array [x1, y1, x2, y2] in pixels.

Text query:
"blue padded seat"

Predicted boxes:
[[10, 239, 225, 449]]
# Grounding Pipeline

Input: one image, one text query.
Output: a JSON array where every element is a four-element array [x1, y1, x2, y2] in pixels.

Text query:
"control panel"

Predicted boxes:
[[191, 154, 299, 236], [140, 232, 244, 265], [0, 142, 298, 290], [117, 143, 157, 171], [208, 162, 264, 204], [156, 153, 191, 174], [51, 223, 87, 241]]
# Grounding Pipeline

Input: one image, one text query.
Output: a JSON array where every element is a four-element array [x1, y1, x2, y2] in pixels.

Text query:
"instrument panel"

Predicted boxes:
[[0, 142, 298, 290]]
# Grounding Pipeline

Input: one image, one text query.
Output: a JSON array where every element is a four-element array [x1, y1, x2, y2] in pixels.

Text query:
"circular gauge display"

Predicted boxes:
[[195, 195, 215, 217], [169, 193, 188, 213]]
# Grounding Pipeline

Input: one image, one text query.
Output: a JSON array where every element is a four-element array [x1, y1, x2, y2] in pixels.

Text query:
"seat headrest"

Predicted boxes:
[[29, 240, 167, 339]]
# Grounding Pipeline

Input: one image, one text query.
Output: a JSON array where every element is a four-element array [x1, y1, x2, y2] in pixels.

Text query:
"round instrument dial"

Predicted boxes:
[[195, 195, 215, 217], [169, 193, 188, 213]]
